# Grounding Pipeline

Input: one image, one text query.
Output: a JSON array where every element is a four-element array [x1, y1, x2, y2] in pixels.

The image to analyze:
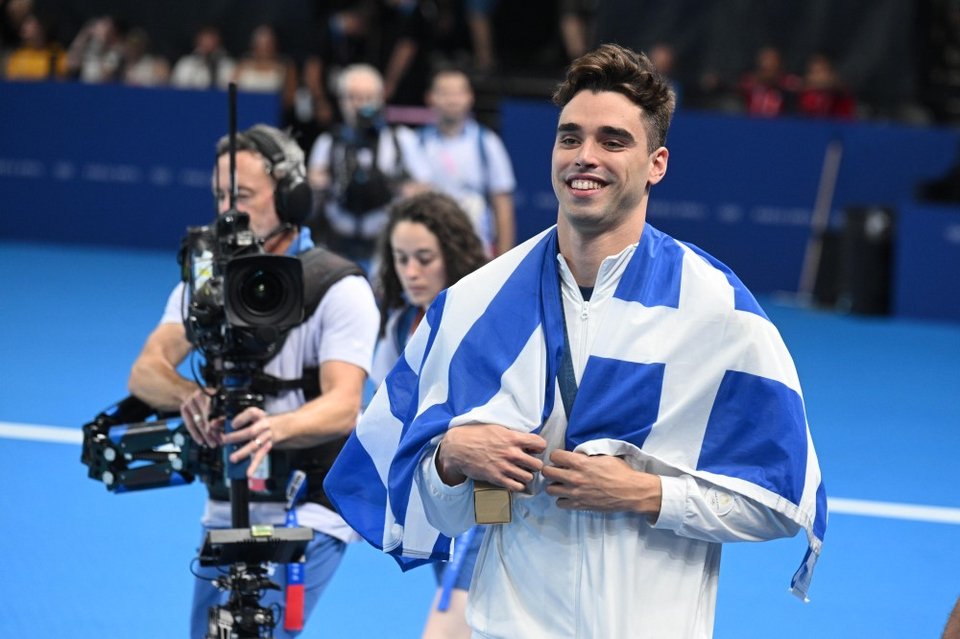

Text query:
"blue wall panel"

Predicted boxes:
[[2, 83, 958, 319], [500, 100, 959, 297], [0, 81, 281, 250], [893, 203, 960, 322]]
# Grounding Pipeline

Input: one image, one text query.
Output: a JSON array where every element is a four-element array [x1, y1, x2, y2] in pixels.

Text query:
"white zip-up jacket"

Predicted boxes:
[[416, 243, 799, 639]]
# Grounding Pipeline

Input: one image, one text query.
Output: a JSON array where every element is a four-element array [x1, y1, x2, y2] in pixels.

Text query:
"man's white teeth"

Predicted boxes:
[[570, 179, 603, 190]]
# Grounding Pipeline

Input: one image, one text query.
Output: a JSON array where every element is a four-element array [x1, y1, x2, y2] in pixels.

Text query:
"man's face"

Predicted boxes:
[[196, 29, 220, 55], [213, 150, 281, 242], [551, 90, 667, 236], [427, 72, 474, 124], [340, 71, 383, 126]]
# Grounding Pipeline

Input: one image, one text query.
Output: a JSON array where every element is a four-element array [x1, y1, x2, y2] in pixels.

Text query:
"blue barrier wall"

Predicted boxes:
[[893, 203, 960, 322], [0, 81, 281, 250], [500, 100, 959, 298], [1, 83, 957, 320]]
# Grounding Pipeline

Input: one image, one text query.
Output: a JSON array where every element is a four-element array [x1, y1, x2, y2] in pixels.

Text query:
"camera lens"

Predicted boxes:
[[239, 269, 284, 315], [225, 254, 304, 332]]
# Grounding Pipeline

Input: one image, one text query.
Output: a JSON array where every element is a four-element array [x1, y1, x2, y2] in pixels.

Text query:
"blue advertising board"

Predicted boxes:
[[2, 82, 958, 320], [893, 203, 960, 322], [500, 100, 958, 298], [0, 81, 281, 251]]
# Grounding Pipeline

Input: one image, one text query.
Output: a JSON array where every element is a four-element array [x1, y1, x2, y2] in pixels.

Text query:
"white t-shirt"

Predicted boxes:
[[161, 273, 379, 542], [418, 119, 516, 251], [170, 53, 236, 90]]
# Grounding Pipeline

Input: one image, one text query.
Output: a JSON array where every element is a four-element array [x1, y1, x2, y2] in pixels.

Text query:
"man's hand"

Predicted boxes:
[[542, 450, 662, 515], [223, 407, 276, 478], [436, 424, 547, 490], [180, 389, 220, 448]]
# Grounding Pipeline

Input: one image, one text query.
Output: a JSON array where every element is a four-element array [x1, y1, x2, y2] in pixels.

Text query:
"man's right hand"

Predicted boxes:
[[180, 389, 221, 448], [436, 424, 546, 491]]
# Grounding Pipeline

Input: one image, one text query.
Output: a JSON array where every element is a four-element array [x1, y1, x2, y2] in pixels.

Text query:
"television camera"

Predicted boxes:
[[80, 210, 306, 493], [81, 87, 315, 639]]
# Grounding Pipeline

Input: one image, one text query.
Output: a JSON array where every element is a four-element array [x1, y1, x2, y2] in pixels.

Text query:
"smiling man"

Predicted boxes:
[[326, 44, 826, 639]]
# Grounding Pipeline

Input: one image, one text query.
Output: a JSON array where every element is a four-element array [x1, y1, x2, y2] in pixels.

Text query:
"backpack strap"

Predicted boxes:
[[420, 122, 491, 194], [249, 367, 320, 400], [476, 123, 491, 195], [388, 125, 408, 181], [299, 246, 366, 317]]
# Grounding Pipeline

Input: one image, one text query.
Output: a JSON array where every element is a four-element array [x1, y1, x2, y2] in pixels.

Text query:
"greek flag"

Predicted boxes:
[[325, 224, 826, 600]]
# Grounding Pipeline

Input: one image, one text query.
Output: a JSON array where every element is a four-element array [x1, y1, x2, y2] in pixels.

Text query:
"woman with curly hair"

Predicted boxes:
[[369, 190, 487, 639], [371, 190, 488, 386]]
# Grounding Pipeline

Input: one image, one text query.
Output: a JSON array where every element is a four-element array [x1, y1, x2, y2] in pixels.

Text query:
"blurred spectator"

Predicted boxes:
[[648, 41, 681, 107], [302, 1, 379, 131], [307, 63, 431, 266], [465, 0, 498, 73], [119, 27, 169, 87], [170, 24, 235, 90], [686, 67, 740, 113], [738, 45, 801, 117], [559, 0, 597, 62], [65, 15, 125, 82], [420, 66, 516, 256], [1, 0, 32, 52], [381, 0, 457, 107], [232, 23, 297, 104], [4, 11, 66, 79], [796, 53, 856, 119]]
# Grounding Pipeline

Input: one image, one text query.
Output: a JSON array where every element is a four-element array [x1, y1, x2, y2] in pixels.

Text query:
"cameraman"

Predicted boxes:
[[307, 63, 431, 267], [128, 125, 379, 639]]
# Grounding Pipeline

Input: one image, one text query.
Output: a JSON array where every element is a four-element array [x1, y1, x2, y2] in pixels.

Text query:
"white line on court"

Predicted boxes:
[[1, 421, 83, 444], [2, 422, 959, 525], [827, 497, 960, 525]]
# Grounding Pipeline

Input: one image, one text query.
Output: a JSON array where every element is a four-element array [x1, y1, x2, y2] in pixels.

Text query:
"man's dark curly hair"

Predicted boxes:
[[552, 43, 676, 151], [375, 191, 488, 337]]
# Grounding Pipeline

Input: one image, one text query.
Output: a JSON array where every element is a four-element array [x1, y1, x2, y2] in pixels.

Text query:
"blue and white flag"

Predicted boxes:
[[325, 223, 826, 600]]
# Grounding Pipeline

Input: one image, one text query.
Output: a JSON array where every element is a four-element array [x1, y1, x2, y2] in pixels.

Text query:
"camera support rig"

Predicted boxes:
[[81, 84, 315, 639]]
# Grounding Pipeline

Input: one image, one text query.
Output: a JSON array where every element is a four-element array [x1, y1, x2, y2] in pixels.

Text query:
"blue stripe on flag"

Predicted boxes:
[[539, 231, 564, 427], [386, 354, 419, 424], [388, 292, 446, 430], [565, 357, 664, 449], [324, 434, 391, 547], [614, 225, 683, 308], [697, 370, 807, 505], [814, 480, 828, 540], [387, 231, 561, 529]]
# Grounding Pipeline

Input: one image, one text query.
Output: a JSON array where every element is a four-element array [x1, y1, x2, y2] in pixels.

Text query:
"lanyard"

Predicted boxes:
[[558, 298, 579, 420]]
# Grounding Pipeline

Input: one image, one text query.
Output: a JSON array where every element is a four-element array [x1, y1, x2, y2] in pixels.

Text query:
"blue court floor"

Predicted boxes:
[[1, 240, 958, 638]]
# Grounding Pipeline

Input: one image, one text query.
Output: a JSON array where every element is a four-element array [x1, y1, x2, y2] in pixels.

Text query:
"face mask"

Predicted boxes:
[[355, 104, 382, 131]]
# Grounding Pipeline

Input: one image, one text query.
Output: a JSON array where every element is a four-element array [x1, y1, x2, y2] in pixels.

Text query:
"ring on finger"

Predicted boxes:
[[192, 413, 203, 423], [254, 437, 262, 448]]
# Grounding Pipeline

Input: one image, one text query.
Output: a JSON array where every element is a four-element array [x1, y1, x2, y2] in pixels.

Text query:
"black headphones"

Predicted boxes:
[[242, 127, 313, 226]]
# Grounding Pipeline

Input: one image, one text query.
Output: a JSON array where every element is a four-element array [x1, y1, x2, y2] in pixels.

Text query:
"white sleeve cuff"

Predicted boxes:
[[415, 442, 477, 537], [420, 444, 473, 499], [651, 474, 688, 531]]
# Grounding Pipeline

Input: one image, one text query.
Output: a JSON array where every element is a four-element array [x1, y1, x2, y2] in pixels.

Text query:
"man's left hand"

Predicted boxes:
[[542, 450, 662, 515], [223, 406, 275, 477]]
